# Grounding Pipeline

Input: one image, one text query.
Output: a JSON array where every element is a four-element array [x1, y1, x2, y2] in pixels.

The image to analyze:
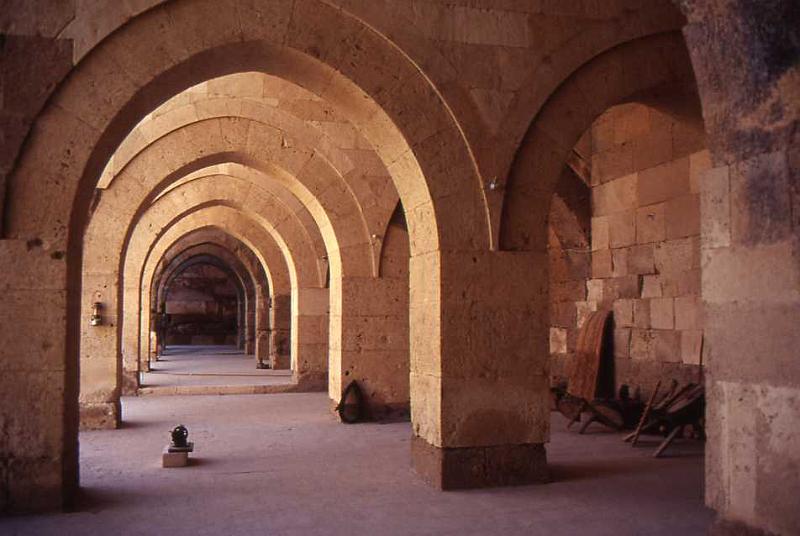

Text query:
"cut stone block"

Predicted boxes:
[[675, 296, 702, 330], [593, 173, 637, 216], [681, 330, 704, 365], [612, 299, 633, 327], [591, 216, 609, 251], [650, 298, 674, 330], [611, 248, 629, 277], [641, 275, 662, 298], [613, 328, 632, 359], [665, 194, 700, 239], [586, 279, 603, 302], [608, 210, 636, 248], [636, 203, 666, 243], [637, 157, 690, 206], [627, 244, 655, 275], [162, 449, 189, 468], [630, 329, 653, 360], [653, 330, 681, 363], [549, 327, 567, 354], [591, 249, 613, 279], [689, 150, 711, 194], [634, 299, 651, 329]]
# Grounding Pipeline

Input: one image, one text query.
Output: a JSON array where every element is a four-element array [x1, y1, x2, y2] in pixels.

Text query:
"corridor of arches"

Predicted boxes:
[[0, 1, 797, 535]]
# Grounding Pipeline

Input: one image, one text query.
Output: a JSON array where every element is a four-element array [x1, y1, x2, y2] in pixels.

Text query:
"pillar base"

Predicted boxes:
[[294, 371, 327, 391], [79, 401, 120, 430], [709, 518, 778, 536], [411, 436, 548, 490], [121, 370, 138, 396], [271, 354, 291, 370]]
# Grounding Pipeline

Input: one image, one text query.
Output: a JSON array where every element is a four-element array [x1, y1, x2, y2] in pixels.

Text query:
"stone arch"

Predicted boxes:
[[501, 32, 699, 251], [157, 162, 328, 269], [98, 85, 399, 270], [147, 226, 291, 373], [154, 248, 258, 357], [80, 168, 323, 425], [125, 188, 324, 382], [140, 208, 320, 385], [158, 254, 249, 347], [2, 0, 572, 506], [152, 234, 272, 365], [83, 113, 417, 416]]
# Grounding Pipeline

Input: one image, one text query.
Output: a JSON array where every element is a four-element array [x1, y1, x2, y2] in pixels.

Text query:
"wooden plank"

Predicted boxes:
[[566, 310, 611, 400], [627, 379, 662, 445]]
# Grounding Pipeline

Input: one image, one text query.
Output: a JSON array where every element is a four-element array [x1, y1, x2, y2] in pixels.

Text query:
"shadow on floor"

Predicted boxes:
[[68, 487, 140, 514]]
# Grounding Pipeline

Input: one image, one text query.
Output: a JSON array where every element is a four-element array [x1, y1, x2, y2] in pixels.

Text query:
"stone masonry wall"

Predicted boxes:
[[551, 101, 712, 397]]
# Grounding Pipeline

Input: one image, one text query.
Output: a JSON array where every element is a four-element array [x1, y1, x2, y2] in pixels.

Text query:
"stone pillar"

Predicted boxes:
[[81, 273, 122, 429], [271, 294, 292, 370], [410, 250, 550, 489], [682, 2, 799, 534], [254, 286, 271, 367], [244, 300, 255, 355], [0, 240, 78, 512], [236, 296, 245, 350], [329, 276, 410, 419], [293, 288, 329, 388], [118, 280, 140, 396], [146, 331, 156, 371]]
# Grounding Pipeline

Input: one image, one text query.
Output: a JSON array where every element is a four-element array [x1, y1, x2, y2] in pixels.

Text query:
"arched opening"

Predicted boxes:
[[2, 3, 794, 534], [504, 30, 710, 515]]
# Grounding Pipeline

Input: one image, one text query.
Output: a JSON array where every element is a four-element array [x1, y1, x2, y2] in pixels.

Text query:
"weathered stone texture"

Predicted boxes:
[[0, 2, 795, 529], [411, 436, 548, 490]]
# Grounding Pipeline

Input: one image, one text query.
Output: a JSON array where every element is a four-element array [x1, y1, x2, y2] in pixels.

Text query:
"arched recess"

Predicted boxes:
[[80, 169, 324, 428], [502, 32, 700, 250], [152, 234, 272, 366], [99, 83, 399, 271], [155, 252, 253, 356], [158, 255, 247, 347], [499, 30, 704, 414], [476, 5, 687, 234], [124, 179, 322, 367], [85, 114, 417, 423], [80, 193, 310, 429], [144, 218, 296, 373], [1, 0, 582, 508], [139, 208, 321, 386]]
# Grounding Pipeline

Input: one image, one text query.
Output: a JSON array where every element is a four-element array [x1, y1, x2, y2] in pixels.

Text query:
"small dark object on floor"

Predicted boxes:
[[336, 380, 364, 424]]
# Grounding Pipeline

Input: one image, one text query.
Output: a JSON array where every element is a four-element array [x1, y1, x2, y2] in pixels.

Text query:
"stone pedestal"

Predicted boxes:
[[162, 442, 193, 468]]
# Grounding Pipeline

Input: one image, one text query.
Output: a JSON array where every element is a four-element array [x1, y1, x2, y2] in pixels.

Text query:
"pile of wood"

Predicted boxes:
[[624, 379, 705, 457], [552, 310, 705, 458]]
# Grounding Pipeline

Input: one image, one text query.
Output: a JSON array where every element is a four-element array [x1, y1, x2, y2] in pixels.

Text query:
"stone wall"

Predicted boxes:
[[550, 101, 712, 397]]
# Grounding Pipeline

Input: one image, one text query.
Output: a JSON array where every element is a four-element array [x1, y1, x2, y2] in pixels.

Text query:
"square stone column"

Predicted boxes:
[[329, 276, 410, 420], [82, 272, 122, 429], [700, 151, 800, 536], [270, 294, 291, 370], [293, 288, 328, 389], [410, 250, 550, 489], [0, 240, 78, 511]]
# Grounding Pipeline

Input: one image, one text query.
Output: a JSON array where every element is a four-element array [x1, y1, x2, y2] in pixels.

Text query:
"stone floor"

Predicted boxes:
[[1, 393, 712, 535], [140, 345, 293, 394]]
